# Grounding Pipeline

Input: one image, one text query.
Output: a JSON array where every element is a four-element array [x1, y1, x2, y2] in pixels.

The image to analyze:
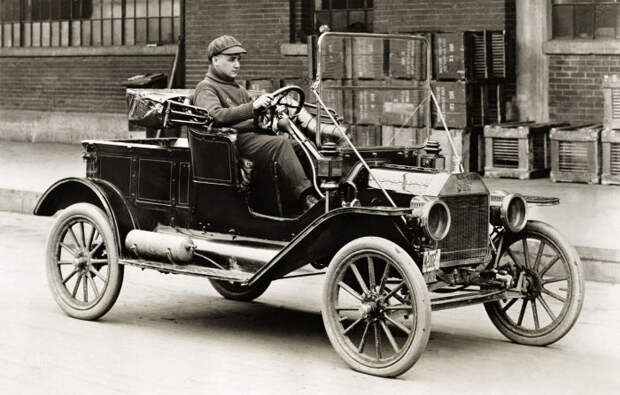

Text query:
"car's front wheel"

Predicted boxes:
[[46, 203, 124, 320], [321, 237, 431, 377], [484, 220, 584, 346]]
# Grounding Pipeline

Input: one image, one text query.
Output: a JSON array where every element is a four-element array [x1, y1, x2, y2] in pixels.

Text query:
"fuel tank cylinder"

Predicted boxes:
[[125, 230, 196, 262]]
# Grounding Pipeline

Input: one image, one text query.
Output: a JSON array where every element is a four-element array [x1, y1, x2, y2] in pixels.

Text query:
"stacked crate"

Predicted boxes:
[[380, 38, 429, 147], [550, 124, 602, 184], [602, 77, 620, 185], [429, 30, 509, 173], [309, 32, 509, 160], [432, 31, 507, 128], [314, 35, 430, 148], [484, 122, 566, 179]]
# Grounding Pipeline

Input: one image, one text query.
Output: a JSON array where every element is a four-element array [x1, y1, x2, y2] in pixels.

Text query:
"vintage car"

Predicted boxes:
[[35, 33, 584, 378]]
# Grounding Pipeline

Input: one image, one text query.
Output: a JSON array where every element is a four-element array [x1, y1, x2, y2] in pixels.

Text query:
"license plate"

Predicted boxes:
[[422, 249, 441, 273]]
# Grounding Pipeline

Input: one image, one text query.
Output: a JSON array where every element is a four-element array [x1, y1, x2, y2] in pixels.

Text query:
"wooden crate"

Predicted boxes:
[[381, 79, 427, 127], [353, 80, 386, 125], [350, 124, 381, 147], [484, 122, 565, 179], [432, 80, 483, 128], [387, 38, 427, 80], [349, 37, 385, 79], [381, 126, 419, 146], [550, 124, 602, 184], [434, 32, 475, 80], [318, 37, 348, 79], [602, 77, 620, 129], [602, 128, 620, 185], [317, 79, 355, 124], [429, 127, 483, 173]]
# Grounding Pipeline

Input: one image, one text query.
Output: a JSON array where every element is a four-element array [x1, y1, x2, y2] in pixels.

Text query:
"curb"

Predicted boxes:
[[1, 186, 619, 284]]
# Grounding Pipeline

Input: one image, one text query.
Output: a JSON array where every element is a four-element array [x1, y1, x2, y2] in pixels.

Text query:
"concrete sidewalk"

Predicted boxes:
[[1, 140, 618, 282]]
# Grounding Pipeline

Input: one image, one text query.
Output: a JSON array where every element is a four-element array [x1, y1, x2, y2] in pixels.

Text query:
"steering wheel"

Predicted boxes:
[[256, 85, 305, 132]]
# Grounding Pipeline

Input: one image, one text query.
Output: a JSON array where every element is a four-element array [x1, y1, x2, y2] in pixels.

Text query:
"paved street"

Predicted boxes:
[[1, 211, 619, 395]]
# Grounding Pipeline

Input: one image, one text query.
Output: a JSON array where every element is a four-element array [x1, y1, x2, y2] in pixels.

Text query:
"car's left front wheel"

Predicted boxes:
[[46, 203, 124, 320], [321, 237, 431, 377]]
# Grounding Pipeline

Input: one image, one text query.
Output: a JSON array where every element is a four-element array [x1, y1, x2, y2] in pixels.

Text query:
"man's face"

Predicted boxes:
[[211, 54, 241, 79]]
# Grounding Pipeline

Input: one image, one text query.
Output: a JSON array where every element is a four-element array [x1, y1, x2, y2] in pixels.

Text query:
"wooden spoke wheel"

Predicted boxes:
[[485, 220, 584, 346], [46, 203, 124, 320], [209, 277, 271, 302], [322, 237, 431, 377]]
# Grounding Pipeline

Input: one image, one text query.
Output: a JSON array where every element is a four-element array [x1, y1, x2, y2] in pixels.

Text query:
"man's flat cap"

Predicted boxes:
[[207, 35, 247, 59]]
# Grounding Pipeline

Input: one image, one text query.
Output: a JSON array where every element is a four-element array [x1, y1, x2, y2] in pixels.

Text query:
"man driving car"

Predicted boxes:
[[193, 35, 319, 210]]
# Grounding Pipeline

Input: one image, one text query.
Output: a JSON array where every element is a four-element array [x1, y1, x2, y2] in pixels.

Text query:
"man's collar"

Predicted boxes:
[[206, 69, 238, 86]]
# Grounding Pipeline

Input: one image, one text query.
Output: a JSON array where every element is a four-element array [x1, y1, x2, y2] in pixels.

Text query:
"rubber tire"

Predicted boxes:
[[209, 277, 271, 302], [321, 236, 431, 377], [46, 203, 124, 320], [484, 220, 585, 346]]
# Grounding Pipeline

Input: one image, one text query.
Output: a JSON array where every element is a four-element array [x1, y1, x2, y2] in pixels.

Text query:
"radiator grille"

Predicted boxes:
[[438, 195, 489, 263], [559, 141, 589, 172], [611, 143, 620, 175], [532, 132, 547, 169], [492, 138, 519, 168], [612, 89, 620, 120]]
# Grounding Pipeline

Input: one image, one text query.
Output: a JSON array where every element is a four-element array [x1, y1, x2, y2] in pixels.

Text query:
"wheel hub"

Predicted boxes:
[[521, 269, 542, 299], [360, 288, 386, 320], [73, 250, 89, 270]]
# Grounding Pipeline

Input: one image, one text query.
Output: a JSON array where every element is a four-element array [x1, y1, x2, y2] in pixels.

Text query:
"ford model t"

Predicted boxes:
[[35, 33, 584, 377]]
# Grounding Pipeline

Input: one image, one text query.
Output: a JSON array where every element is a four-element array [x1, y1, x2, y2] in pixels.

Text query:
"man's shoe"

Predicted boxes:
[[303, 193, 319, 210]]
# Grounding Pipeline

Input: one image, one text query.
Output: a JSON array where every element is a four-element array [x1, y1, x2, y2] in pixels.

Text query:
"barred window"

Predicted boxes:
[[0, 0, 181, 48], [315, 0, 373, 33], [552, 0, 620, 39]]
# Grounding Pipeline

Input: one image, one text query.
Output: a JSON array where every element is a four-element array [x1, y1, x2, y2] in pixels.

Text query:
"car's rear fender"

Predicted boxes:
[[34, 177, 138, 256], [251, 208, 416, 285]]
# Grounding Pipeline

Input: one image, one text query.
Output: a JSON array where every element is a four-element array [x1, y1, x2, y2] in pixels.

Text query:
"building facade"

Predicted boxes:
[[0, 0, 618, 142]]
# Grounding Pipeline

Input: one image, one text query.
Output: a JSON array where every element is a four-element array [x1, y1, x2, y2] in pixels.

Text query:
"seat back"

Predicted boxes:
[[187, 127, 239, 186]]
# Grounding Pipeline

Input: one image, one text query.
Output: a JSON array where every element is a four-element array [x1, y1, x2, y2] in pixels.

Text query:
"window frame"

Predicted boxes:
[[0, 0, 182, 48], [314, 0, 374, 34], [552, 0, 620, 40]]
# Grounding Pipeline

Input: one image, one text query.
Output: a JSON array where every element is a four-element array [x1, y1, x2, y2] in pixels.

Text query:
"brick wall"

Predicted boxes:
[[0, 1, 517, 114], [374, 0, 514, 33], [548, 54, 620, 124], [185, 0, 308, 88], [0, 55, 174, 113]]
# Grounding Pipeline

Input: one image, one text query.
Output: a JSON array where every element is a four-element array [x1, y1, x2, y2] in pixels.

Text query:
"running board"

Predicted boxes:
[[431, 289, 524, 311], [121, 258, 254, 283]]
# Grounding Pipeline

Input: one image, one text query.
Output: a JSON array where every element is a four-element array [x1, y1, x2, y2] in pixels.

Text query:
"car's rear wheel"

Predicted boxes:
[[484, 220, 584, 346], [209, 277, 271, 302], [46, 203, 124, 320], [321, 237, 431, 377]]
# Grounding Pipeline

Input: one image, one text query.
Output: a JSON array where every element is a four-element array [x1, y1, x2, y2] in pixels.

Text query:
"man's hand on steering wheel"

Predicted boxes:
[[252, 93, 273, 112], [255, 86, 305, 133]]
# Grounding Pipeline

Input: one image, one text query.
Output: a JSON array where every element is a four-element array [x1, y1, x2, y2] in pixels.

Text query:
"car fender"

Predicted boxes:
[[251, 207, 416, 285], [34, 177, 138, 256]]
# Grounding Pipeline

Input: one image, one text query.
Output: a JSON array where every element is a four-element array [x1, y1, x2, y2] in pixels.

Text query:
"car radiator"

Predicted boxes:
[[437, 194, 489, 265]]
